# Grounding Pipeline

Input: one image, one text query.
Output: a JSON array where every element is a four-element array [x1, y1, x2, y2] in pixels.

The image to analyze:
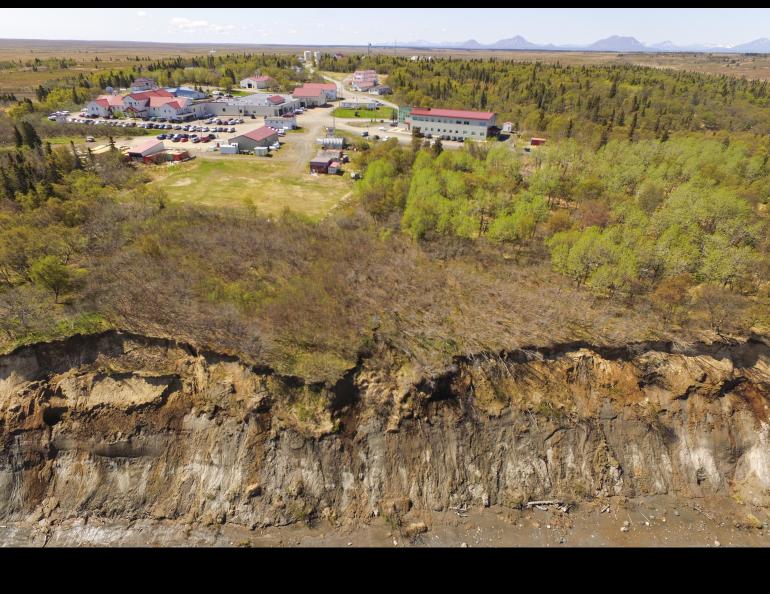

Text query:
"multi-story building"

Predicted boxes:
[[85, 89, 195, 120], [404, 107, 498, 141], [350, 70, 378, 92], [86, 94, 125, 117]]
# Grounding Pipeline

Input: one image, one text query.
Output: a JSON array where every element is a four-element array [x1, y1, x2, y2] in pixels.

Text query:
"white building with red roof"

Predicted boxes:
[[240, 75, 277, 90], [300, 82, 337, 101], [84, 89, 194, 120], [404, 107, 498, 141], [228, 126, 279, 151], [292, 83, 337, 107], [85, 94, 126, 117]]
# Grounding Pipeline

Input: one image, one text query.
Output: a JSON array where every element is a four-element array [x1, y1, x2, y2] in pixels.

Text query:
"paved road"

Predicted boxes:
[[321, 73, 399, 110]]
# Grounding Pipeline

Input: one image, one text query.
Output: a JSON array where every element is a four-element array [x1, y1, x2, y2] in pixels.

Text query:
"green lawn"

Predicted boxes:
[[150, 156, 351, 219], [332, 106, 395, 120]]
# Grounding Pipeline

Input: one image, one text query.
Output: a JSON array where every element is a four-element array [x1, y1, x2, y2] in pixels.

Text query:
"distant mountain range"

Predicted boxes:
[[377, 35, 770, 53]]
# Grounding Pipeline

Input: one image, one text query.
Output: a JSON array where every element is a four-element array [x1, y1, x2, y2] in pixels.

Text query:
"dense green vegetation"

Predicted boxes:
[[321, 54, 770, 144], [353, 133, 769, 333]]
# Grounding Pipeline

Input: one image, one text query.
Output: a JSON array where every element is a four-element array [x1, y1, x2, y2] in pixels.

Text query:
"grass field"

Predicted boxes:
[[149, 156, 351, 219], [332, 106, 396, 119], [1, 40, 770, 88]]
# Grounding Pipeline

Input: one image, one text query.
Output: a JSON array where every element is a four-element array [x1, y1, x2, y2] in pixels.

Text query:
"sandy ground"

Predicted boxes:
[[2, 496, 768, 547]]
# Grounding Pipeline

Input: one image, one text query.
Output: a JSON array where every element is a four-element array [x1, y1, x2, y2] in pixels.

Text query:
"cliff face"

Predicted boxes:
[[1, 331, 769, 533]]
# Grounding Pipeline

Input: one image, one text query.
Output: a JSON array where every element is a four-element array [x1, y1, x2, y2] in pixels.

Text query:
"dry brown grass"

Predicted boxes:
[[84, 203, 668, 382]]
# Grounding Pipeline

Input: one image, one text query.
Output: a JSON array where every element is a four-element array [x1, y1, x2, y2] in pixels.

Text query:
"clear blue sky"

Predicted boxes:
[[0, 8, 768, 47]]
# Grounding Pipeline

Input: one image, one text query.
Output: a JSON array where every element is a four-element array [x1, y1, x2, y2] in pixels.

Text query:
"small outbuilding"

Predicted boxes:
[[240, 75, 277, 90], [530, 137, 547, 146], [368, 85, 392, 96], [265, 114, 297, 130], [127, 139, 165, 160], [310, 150, 343, 174]]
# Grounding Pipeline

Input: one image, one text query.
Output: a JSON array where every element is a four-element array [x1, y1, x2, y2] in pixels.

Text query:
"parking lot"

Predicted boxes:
[[66, 113, 274, 152]]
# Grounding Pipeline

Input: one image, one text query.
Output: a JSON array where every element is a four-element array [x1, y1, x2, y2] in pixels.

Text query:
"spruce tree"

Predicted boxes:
[[20, 121, 41, 149]]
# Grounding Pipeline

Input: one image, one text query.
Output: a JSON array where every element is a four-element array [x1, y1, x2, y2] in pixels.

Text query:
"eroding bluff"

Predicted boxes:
[[1, 330, 768, 532]]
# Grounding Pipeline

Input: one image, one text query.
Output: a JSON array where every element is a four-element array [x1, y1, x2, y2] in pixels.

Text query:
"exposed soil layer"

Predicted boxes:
[[1, 330, 769, 546]]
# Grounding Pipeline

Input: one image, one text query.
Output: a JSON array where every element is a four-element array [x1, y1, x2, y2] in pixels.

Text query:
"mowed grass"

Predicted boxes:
[[332, 106, 395, 119], [150, 156, 351, 219]]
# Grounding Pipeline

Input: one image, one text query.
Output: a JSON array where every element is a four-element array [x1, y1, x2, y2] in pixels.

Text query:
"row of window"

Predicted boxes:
[[424, 127, 481, 136], [414, 117, 486, 126]]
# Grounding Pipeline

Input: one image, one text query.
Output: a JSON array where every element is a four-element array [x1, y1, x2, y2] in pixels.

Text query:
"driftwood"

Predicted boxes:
[[692, 504, 714, 521], [525, 500, 571, 513]]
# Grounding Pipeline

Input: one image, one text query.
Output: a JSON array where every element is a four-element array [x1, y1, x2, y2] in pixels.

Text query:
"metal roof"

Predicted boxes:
[[410, 107, 496, 121]]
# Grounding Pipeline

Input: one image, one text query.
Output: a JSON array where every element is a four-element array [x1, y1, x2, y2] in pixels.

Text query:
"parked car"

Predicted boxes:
[[157, 134, 167, 140], [85, 136, 95, 142], [361, 131, 369, 137]]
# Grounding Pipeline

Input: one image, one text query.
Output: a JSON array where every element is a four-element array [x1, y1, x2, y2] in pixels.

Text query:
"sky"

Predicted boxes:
[[0, 8, 769, 47]]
